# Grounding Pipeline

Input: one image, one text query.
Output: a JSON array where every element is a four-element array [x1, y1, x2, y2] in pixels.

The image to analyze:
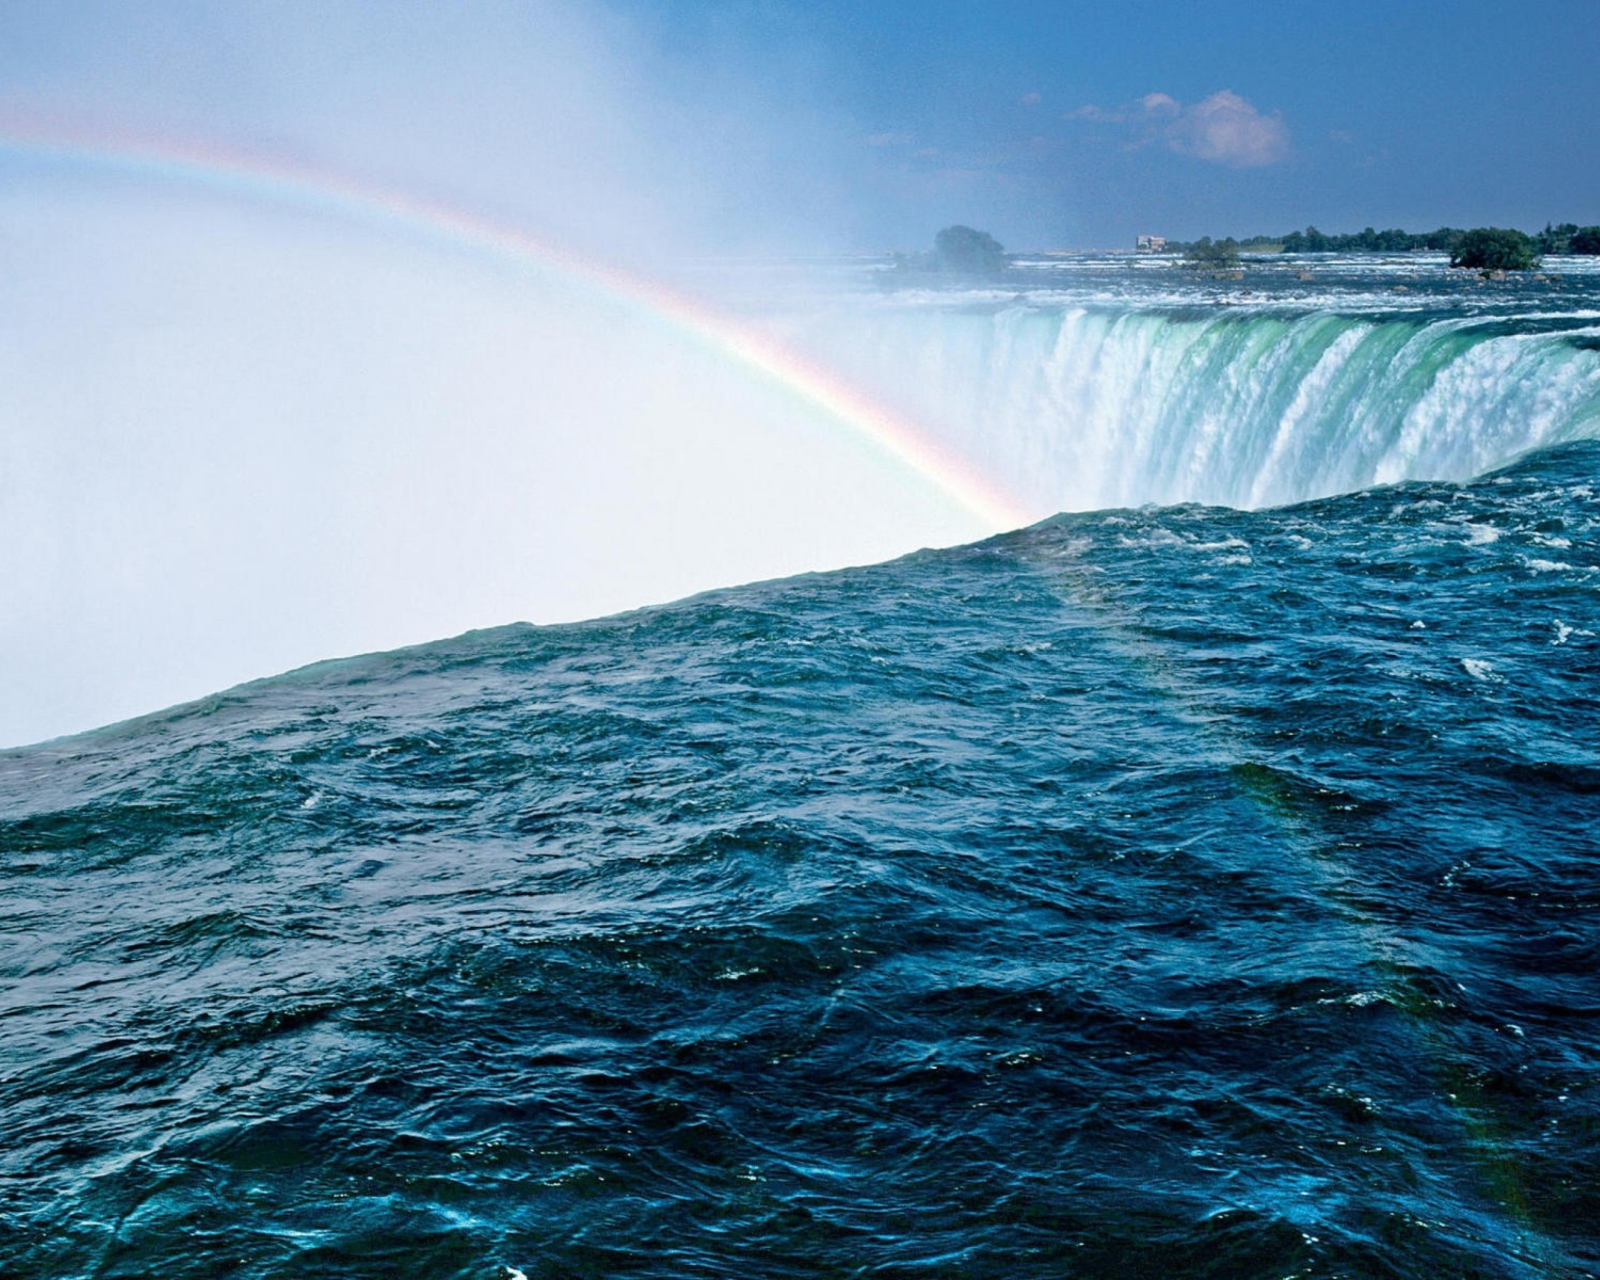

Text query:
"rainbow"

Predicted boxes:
[[0, 124, 1032, 533]]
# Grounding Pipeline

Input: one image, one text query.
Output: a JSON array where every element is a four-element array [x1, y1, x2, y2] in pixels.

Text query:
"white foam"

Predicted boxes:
[[780, 282, 1600, 519]]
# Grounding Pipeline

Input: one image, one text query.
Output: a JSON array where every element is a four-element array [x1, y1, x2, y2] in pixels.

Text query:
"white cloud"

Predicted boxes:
[[1019, 91, 1042, 106], [1067, 89, 1289, 167], [1136, 91, 1181, 118], [1165, 90, 1289, 166]]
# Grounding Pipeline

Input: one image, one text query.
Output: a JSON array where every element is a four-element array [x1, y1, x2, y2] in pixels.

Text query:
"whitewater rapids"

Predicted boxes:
[[769, 252, 1600, 515]]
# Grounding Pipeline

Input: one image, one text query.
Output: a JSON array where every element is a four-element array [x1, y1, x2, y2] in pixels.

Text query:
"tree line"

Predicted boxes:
[[1173, 223, 1600, 272], [1267, 223, 1600, 256], [892, 222, 1600, 279]]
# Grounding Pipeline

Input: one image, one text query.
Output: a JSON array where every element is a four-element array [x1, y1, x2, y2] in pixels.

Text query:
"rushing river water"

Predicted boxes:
[[4, 255, 1600, 1279]]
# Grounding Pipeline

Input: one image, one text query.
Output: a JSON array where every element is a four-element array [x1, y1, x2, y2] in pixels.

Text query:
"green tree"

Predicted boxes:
[[1450, 227, 1540, 271], [1537, 222, 1579, 254], [1282, 225, 1333, 253], [1184, 236, 1241, 269], [932, 225, 1007, 275], [1571, 226, 1600, 255]]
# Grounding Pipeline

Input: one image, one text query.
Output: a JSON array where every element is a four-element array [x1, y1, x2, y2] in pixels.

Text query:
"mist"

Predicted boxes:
[[0, 0, 869, 262], [0, 1, 987, 747]]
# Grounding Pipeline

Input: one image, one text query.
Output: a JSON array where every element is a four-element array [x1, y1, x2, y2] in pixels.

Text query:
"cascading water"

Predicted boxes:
[[6, 254, 1600, 1279], [778, 259, 1600, 515]]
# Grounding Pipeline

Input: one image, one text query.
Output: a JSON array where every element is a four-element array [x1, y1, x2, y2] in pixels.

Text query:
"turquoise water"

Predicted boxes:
[[778, 253, 1600, 514], [4, 258, 1600, 1278]]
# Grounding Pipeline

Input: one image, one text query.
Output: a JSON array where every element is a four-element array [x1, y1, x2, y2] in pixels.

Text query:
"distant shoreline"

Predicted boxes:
[[1151, 222, 1600, 258]]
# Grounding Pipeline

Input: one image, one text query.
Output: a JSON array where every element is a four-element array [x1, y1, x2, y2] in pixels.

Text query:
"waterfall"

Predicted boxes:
[[790, 300, 1600, 512]]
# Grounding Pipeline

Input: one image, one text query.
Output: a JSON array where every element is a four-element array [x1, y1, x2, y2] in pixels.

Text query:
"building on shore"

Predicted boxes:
[[1135, 234, 1168, 254]]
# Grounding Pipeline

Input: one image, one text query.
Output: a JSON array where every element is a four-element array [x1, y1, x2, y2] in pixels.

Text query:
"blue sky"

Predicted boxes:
[[617, 0, 1600, 249], [2, 0, 1596, 252]]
